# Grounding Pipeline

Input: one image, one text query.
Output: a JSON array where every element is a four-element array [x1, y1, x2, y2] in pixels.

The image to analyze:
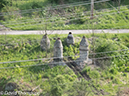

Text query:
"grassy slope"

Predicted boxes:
[[1, 0, 129, 30], [0, 33, 129, 95]]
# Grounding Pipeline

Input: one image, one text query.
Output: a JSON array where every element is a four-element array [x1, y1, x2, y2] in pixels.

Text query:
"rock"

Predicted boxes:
[[5, 82, 18, 91], [76, 36, 92, 69], [53, 38, 63, 61], [40, 34, 50, 51], [79, 36, 89, 61], [53, 38, 66, 66], [66, 32, 74, 46]]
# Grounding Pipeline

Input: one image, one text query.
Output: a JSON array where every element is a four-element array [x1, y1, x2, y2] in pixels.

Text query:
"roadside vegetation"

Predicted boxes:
[[0, 33, 129, 95], [0, 0, 129, 95], [0, 0, 129, 30]]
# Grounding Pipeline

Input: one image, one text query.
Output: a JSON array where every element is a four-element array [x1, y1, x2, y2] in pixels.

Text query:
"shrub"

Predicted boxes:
[[1, 6, 20, 20], [43, 73, 49, 78], [109, 68, 118, 75], [64, 74, 74, 81], [0, 0, 11, 10], [122, 72, 127, 76], [50, 75, 67, 96], [125, 62, 129, 66], [125, 67, 129, 72], [66, 79, 91, 96], [82, 66, 91, 74], [112, 77, 121, 84], [95, 38, 128, 57], [110, 75, 115, 80], [95, 38, 128, 68], [64, 45, 79, 60], [118, 66, 125, 72], [89, 70, 100, 79]]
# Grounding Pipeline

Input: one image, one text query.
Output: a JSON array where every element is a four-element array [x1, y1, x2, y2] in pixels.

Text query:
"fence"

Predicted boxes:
[[0, 0, 129, 95]]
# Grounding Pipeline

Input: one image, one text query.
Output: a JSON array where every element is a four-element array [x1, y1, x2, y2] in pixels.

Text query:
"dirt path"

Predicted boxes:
[[0, 29, 129, 35]]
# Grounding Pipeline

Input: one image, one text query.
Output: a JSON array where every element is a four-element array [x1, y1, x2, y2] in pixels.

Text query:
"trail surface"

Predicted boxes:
[[0, 29, 129, 35]]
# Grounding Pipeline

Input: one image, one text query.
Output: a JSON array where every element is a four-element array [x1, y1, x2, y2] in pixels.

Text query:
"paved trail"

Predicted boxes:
[[0, 29, 129, 35]]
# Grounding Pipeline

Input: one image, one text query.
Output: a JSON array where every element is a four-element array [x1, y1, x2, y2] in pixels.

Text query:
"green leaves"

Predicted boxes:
[[50, 75, 67, 96], [0, 0, 10, 10]]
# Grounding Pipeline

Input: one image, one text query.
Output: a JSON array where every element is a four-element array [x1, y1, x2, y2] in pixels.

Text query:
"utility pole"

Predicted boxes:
[[91, 0, 94, 19]]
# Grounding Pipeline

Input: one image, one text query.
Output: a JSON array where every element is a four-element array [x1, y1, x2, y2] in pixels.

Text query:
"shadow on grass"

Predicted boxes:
[[28, 65, 50, 73], [18, 0, 49, 12], [0, 77, 12, 91]]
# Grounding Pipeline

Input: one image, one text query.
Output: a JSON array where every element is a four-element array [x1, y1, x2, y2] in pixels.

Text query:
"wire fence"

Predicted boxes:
[[1, 5, 129, 26], [1, 8, 129, 27], [3, 3, 128, 25], [0, 0, 129, 95], [0, 8, 129, 31], [0, 53, 128, 69], [0, 0, 110, 16], [0, 48, 128, 63], [1, 4, 129, 26]]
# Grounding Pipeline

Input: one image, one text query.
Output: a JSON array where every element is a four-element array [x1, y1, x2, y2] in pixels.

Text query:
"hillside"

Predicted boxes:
[[0, 0, 129, 96], [0, 33, 129, 95], [0, 0, 129, 30]]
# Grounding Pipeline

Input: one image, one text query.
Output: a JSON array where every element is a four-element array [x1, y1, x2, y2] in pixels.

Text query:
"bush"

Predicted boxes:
[[95, 38, 128, 57], [118, 66, 125, 72], [112, 77, 121, 84], [66, 79, 92, 96], [0, 0, 11, 10], [64, 74, 76, 81], [110, 75, 115, 80], [89, 70, 100, 79], [95, 38, 128, 68], [50, 75, 67, 96], [82, 66, 91, 74], [122, 72, 127, 76], [48, 0, 87, 4], [64, 45, 79, 60], [43, 73, 49, 78], [125, 67, 129, 72], [1, 6, 20, 20], [109, 68, 118, 75]]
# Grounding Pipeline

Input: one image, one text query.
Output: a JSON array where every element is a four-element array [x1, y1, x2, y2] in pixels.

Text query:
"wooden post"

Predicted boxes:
[[91, 0, 94, 19]]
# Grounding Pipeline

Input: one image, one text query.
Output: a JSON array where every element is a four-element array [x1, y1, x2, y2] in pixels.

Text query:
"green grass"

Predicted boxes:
[[1, 6, 129, 30], [0, 33, 129, 95], [1, 1, 129, 30]]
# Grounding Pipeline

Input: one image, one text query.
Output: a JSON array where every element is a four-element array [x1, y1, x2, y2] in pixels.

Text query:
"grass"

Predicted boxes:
[[1, 6, 129, 30], [0, 33, 129, 95], [1, 1, 129, 30]]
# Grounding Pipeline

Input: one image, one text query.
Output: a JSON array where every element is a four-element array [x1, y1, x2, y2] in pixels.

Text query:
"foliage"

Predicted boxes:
[[89, 70, 100, 79], [48, 0, 89, 4], [95, 38, 128, 56], [64, 45, 79, 60], [1, 1, 129, 30], [125, 67, 129, 72], [0, 0, 11, 10], [0, 34, 129, 95], [66, 79, 95, 96], [50, 75, 66, 96], [82, 66, 91, 74], [94, 38, 129, 69], [109, 68, 118, 75]]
